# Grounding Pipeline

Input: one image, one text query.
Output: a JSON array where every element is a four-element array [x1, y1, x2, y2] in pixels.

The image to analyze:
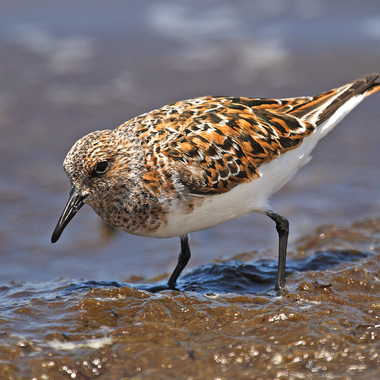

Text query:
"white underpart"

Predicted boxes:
[[151, 93, 368, 238]]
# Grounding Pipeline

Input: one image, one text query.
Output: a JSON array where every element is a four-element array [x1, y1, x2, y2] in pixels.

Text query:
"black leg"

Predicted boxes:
[[266, 210, 289, 291], [167, 234, 191, 289]]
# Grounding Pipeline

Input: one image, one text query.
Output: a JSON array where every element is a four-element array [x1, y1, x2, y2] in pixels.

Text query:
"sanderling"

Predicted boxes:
[[52, 74, 380, 291]]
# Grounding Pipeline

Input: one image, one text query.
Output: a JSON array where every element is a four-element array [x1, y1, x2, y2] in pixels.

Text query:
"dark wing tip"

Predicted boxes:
[[364, 73, 380, 96]]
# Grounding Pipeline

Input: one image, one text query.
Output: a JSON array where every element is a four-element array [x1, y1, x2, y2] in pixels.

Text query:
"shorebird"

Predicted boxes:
[[52, 73, 380, 291]]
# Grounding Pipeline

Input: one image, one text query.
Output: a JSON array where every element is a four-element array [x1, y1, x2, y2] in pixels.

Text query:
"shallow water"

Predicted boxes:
[[1, 219, 380, 379], [1, 1, 380, 378]]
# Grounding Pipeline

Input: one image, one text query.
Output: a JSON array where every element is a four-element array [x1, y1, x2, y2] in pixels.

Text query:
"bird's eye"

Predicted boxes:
[[93, 160, 109, 175]]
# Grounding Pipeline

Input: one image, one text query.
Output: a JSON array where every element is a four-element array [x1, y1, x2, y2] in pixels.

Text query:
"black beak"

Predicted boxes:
[[51, 187, 87, 243]]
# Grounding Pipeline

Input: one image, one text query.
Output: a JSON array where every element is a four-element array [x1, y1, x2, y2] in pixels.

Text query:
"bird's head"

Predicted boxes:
[[51, 129, 132, 243]]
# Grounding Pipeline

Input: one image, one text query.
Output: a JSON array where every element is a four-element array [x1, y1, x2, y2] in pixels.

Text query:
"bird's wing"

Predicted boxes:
[[125, 74, 379, 196], [159, 96, 316, 195]]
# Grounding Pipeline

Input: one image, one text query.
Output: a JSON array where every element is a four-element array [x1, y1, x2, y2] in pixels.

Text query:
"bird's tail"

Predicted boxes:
[[288, 73, 380, 126]]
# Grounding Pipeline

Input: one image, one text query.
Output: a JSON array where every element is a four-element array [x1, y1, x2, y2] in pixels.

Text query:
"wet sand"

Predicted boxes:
[[1, 1, 380, 378], [1, 219, 380, 379]]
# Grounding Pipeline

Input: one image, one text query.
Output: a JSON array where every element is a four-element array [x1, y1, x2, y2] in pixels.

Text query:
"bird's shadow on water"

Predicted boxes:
[[65, 249, 370, 295]]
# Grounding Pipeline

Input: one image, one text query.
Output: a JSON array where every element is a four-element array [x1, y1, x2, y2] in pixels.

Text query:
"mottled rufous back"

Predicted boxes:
[[115, 96, 316, 196]]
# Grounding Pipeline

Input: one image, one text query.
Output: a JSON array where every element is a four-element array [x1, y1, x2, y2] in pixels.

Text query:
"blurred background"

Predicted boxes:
[[1, 0, 380, 283]]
